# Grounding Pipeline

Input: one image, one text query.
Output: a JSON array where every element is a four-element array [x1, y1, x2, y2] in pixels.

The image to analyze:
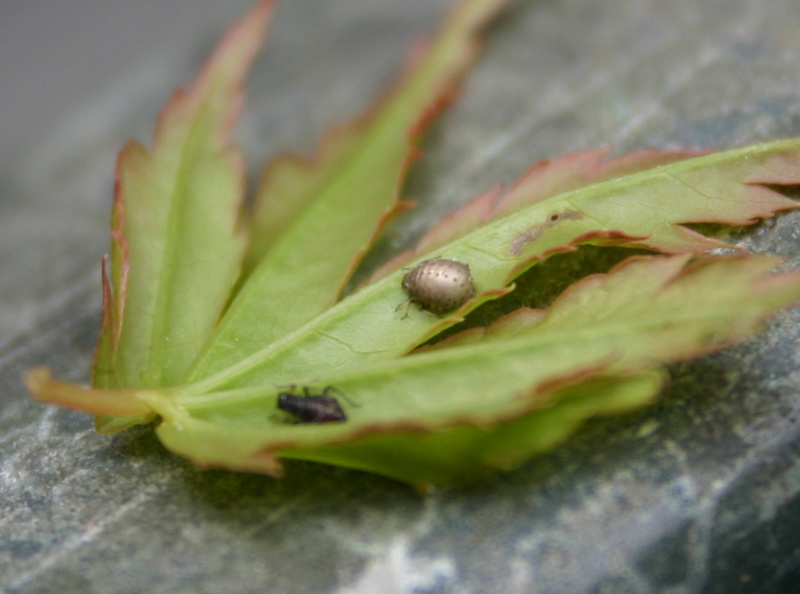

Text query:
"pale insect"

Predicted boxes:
[[401, 258, 475, 315]]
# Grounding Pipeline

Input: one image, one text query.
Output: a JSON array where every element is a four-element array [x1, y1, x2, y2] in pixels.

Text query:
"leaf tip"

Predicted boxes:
[[23, 365, 52, 398]]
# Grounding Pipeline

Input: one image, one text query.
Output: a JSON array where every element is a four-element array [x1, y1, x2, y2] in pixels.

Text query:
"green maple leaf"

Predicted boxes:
[[24, 0, 800, 488]]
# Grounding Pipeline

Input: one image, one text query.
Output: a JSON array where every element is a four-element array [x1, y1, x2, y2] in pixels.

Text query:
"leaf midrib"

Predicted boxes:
[[177, 295, 759, 410], [146, 91, 219, 387]]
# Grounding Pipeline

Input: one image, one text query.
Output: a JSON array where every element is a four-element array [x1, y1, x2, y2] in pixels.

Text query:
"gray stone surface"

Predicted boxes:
[[3, 0, 800, 592]]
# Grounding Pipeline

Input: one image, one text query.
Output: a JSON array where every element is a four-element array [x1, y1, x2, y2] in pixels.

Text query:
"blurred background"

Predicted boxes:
[[4, 1, 800, 593], [0, 0, 252, 165]]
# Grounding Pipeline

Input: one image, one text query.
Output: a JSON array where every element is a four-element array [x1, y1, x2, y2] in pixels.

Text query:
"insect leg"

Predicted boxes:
[[320, 386, 360, 407]]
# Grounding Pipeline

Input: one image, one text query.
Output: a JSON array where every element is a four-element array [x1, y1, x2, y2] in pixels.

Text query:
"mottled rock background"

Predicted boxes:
[[3, 1, 800, 592]]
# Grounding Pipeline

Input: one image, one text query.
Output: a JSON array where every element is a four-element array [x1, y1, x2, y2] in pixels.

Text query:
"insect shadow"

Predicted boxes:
[[276, 385, 359, 424]]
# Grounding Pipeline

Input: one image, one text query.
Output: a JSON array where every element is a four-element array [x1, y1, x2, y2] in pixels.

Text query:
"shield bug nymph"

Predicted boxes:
[[277, 385, 353, 424], [401, 258, 475, 315]]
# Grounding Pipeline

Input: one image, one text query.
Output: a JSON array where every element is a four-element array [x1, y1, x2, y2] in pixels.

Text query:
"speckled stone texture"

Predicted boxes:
[[3, 1, 800, 592]]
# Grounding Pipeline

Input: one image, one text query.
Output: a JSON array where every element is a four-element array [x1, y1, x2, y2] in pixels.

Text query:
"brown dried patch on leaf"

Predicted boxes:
[[508, 210, 586, 256]]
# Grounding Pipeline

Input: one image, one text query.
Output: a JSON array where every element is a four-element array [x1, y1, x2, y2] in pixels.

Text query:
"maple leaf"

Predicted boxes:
[[23, 0, 800, 487], [26, 253, 800, 486]]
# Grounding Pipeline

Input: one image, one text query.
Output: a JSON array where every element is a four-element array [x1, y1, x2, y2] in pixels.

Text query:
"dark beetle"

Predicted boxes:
[[277, 386, 350, 423]]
